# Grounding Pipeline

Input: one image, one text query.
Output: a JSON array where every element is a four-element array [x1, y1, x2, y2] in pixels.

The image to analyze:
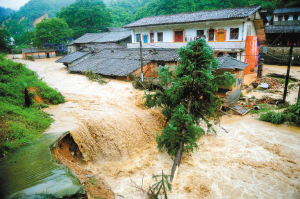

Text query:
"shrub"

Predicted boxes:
[[85, 70, 107, 85]]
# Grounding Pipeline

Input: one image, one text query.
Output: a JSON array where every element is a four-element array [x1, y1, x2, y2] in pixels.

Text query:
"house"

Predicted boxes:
[[67, 27, 131, 53], [67, 48, 178, 80], [57, 43, 125, 67], [213, 54, 249, 105], [123, 5, 266, 74], [263, 8, 300, 65], [21, 47, 56, 59]]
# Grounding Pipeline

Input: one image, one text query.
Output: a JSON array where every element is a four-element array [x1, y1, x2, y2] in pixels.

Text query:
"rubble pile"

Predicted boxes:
[[252, 77, 283, 89]]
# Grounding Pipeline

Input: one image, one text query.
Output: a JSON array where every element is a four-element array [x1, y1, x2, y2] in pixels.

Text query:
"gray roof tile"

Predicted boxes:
[[273, 8, 300, 14], [73, 33, 108, 44], [265, 25, 300, 33], [123, 6, 261, 28], [68, 49, 178, 76], [55, 51, 90, 63], [73, 31, 131, 44], [217, 54, 248, 70]]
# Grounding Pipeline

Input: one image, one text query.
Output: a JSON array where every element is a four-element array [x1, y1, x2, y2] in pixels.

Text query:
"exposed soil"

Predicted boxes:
[[51, 133, 115, 199], [8, 55, 300, 199]]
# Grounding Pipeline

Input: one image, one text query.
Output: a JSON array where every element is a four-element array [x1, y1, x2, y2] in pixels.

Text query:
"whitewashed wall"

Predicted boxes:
[[130, 19, 247, 44]]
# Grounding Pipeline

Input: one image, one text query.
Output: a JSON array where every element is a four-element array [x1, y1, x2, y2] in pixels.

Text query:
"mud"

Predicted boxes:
[[8, 55, 300, 199]]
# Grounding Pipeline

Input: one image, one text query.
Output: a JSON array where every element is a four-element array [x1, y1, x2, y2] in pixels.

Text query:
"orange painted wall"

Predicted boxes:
[[244, 36, 259, 74]]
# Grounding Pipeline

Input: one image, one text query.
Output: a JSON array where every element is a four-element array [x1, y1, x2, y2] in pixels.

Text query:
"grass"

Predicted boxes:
[[258, 101, 300, 126], [0, 53, 65, 157], [85, 70, 107, 85]]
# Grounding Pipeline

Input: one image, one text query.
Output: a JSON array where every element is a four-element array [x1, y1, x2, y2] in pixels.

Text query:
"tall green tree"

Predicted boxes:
[[32, 18, 73, 47], [0, 29, 12, 53], [144, 39, 235, 182], [57, 0, 112, 38]]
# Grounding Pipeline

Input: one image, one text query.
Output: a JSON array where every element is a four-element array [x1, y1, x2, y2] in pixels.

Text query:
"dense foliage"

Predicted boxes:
[[57, 0, 112, 38], [0, 29, 12, 53], [32, 18, 73, 47], [0, 54, 65, 157], [144, 39, 236, 157], [0, 7, 14, 19], [260, 101, 300, 126]]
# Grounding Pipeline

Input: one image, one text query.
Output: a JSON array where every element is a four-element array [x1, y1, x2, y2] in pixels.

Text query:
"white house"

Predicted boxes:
[[123, 5, 266, 74]]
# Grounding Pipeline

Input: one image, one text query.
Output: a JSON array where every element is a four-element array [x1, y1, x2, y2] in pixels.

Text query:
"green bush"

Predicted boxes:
[[259, 111, 285, 124], [85, 70, 107, 85], [0, 54, 64, 157]]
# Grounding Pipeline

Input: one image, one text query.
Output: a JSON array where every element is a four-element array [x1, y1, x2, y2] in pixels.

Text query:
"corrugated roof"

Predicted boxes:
[[68, 49, 179, 76], [217, 54, 248, 70], [55, 51, 90, 63], [21, 47, 55, 53], [273, 8, 300, 14], [93, 31, 131, 43], [265, 25, 300, 33], [123, 5, 261, 28]]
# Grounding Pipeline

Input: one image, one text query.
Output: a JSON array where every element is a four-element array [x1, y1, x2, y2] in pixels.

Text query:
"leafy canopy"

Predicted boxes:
[[57, 0, 112, 38], [32, 18, 73, 47], [144, 39, 236, 156]]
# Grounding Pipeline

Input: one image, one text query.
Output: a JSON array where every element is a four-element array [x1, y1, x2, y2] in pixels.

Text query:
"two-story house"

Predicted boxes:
[[123, 5, 266, 74]]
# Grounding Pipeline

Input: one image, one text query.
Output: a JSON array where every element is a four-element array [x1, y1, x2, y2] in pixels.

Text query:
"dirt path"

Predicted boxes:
[[9, 56, 300, 198]]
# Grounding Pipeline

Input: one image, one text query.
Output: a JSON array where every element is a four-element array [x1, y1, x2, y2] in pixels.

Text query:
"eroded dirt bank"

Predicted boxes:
[[11, 56, 300, 198]]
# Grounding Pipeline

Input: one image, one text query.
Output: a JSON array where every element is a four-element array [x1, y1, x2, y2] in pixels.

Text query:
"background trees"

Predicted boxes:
[[0, 29, 12, 53], [32, 18, 73, 47], [57, 0, 112, 38]]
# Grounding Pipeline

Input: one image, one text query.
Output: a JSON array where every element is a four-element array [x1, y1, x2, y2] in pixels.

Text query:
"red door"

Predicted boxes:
[[175, 31, 183, 42], [150, 33, 154, 43]]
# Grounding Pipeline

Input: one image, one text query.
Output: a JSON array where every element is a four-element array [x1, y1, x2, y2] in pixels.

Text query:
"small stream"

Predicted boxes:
[[0, 132, 85, 199]]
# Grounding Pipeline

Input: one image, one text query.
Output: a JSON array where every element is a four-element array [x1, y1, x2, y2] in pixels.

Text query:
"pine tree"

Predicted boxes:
[[144, 39, 236, 182], [152, 170, 172, 199]]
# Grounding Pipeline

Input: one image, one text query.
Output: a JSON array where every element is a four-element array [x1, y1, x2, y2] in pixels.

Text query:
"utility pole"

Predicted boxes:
[[283, 31, 294, 103], [27, 29, 35, 61], [140, 41, 144, 82], [298, 84, 300, 101]]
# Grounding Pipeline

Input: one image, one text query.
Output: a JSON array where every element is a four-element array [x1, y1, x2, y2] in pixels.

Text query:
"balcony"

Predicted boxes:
[[127, 41, 246, 51]]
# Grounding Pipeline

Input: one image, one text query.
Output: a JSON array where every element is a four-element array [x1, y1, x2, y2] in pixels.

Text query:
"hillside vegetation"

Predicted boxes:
[[0, 54, 65, 158]]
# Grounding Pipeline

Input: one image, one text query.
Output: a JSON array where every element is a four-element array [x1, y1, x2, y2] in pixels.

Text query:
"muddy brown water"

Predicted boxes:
[[4, 55, 300, 198]]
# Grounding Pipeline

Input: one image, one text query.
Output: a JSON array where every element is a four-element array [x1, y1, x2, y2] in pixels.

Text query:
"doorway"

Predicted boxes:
[[175, 31, 183, 42], [143, 35, 148, 43], [209, 29, 214, 41], [46, 53, 50, 58], [150, 33, 154, 43]]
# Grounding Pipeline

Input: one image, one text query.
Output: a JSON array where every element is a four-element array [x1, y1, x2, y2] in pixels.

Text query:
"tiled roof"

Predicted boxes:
[[86, 43, 126, 51], [68, 49, 179, 76], [123, 6, 261, 28], [55, 51, 90, 63], [73, 31, 131, 44], [217, 54, 248, 70], [265, 25, 300, 33], [273, 8, 300, 14], [106, 27, 128, 32], [21, 47, 55, 53], [73, 33, 108, 44], [93, 31, 131, 43]]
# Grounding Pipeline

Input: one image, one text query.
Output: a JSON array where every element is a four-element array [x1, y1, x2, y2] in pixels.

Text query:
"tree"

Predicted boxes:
[[0, 29, 12, 53], [32, 18, 73, 47], [152, 170, 172, 199], [144, 39, 236, 182], [57, 0, 112, 38]]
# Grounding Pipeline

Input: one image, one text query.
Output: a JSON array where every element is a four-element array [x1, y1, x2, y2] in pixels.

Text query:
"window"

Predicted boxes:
[[158, 32, 163, 42], [284, 15, 289, 21], [136, 34, 141, 43], [217, 52, 224, 57], [230, 28, 239, 40], [197, 30, 204, 39], [228, 52, 237, 59], [208, 29, 214, 41], [278, 15, 283, 21], [293, 14, 298, 21]]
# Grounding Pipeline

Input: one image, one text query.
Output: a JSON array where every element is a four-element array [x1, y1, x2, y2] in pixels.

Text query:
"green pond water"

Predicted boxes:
[[0, 132, 84, 199]]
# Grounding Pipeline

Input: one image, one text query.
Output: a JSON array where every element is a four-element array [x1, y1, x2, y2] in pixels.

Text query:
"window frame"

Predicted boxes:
[[136, 34, 141, 43], [157, 32, 163, 42], [293, 14, 298, 21], [230, 28, 239, 40], [228, 52, 238, 59], [278, 15, 283, 21], [196, 30, 204, 39]]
